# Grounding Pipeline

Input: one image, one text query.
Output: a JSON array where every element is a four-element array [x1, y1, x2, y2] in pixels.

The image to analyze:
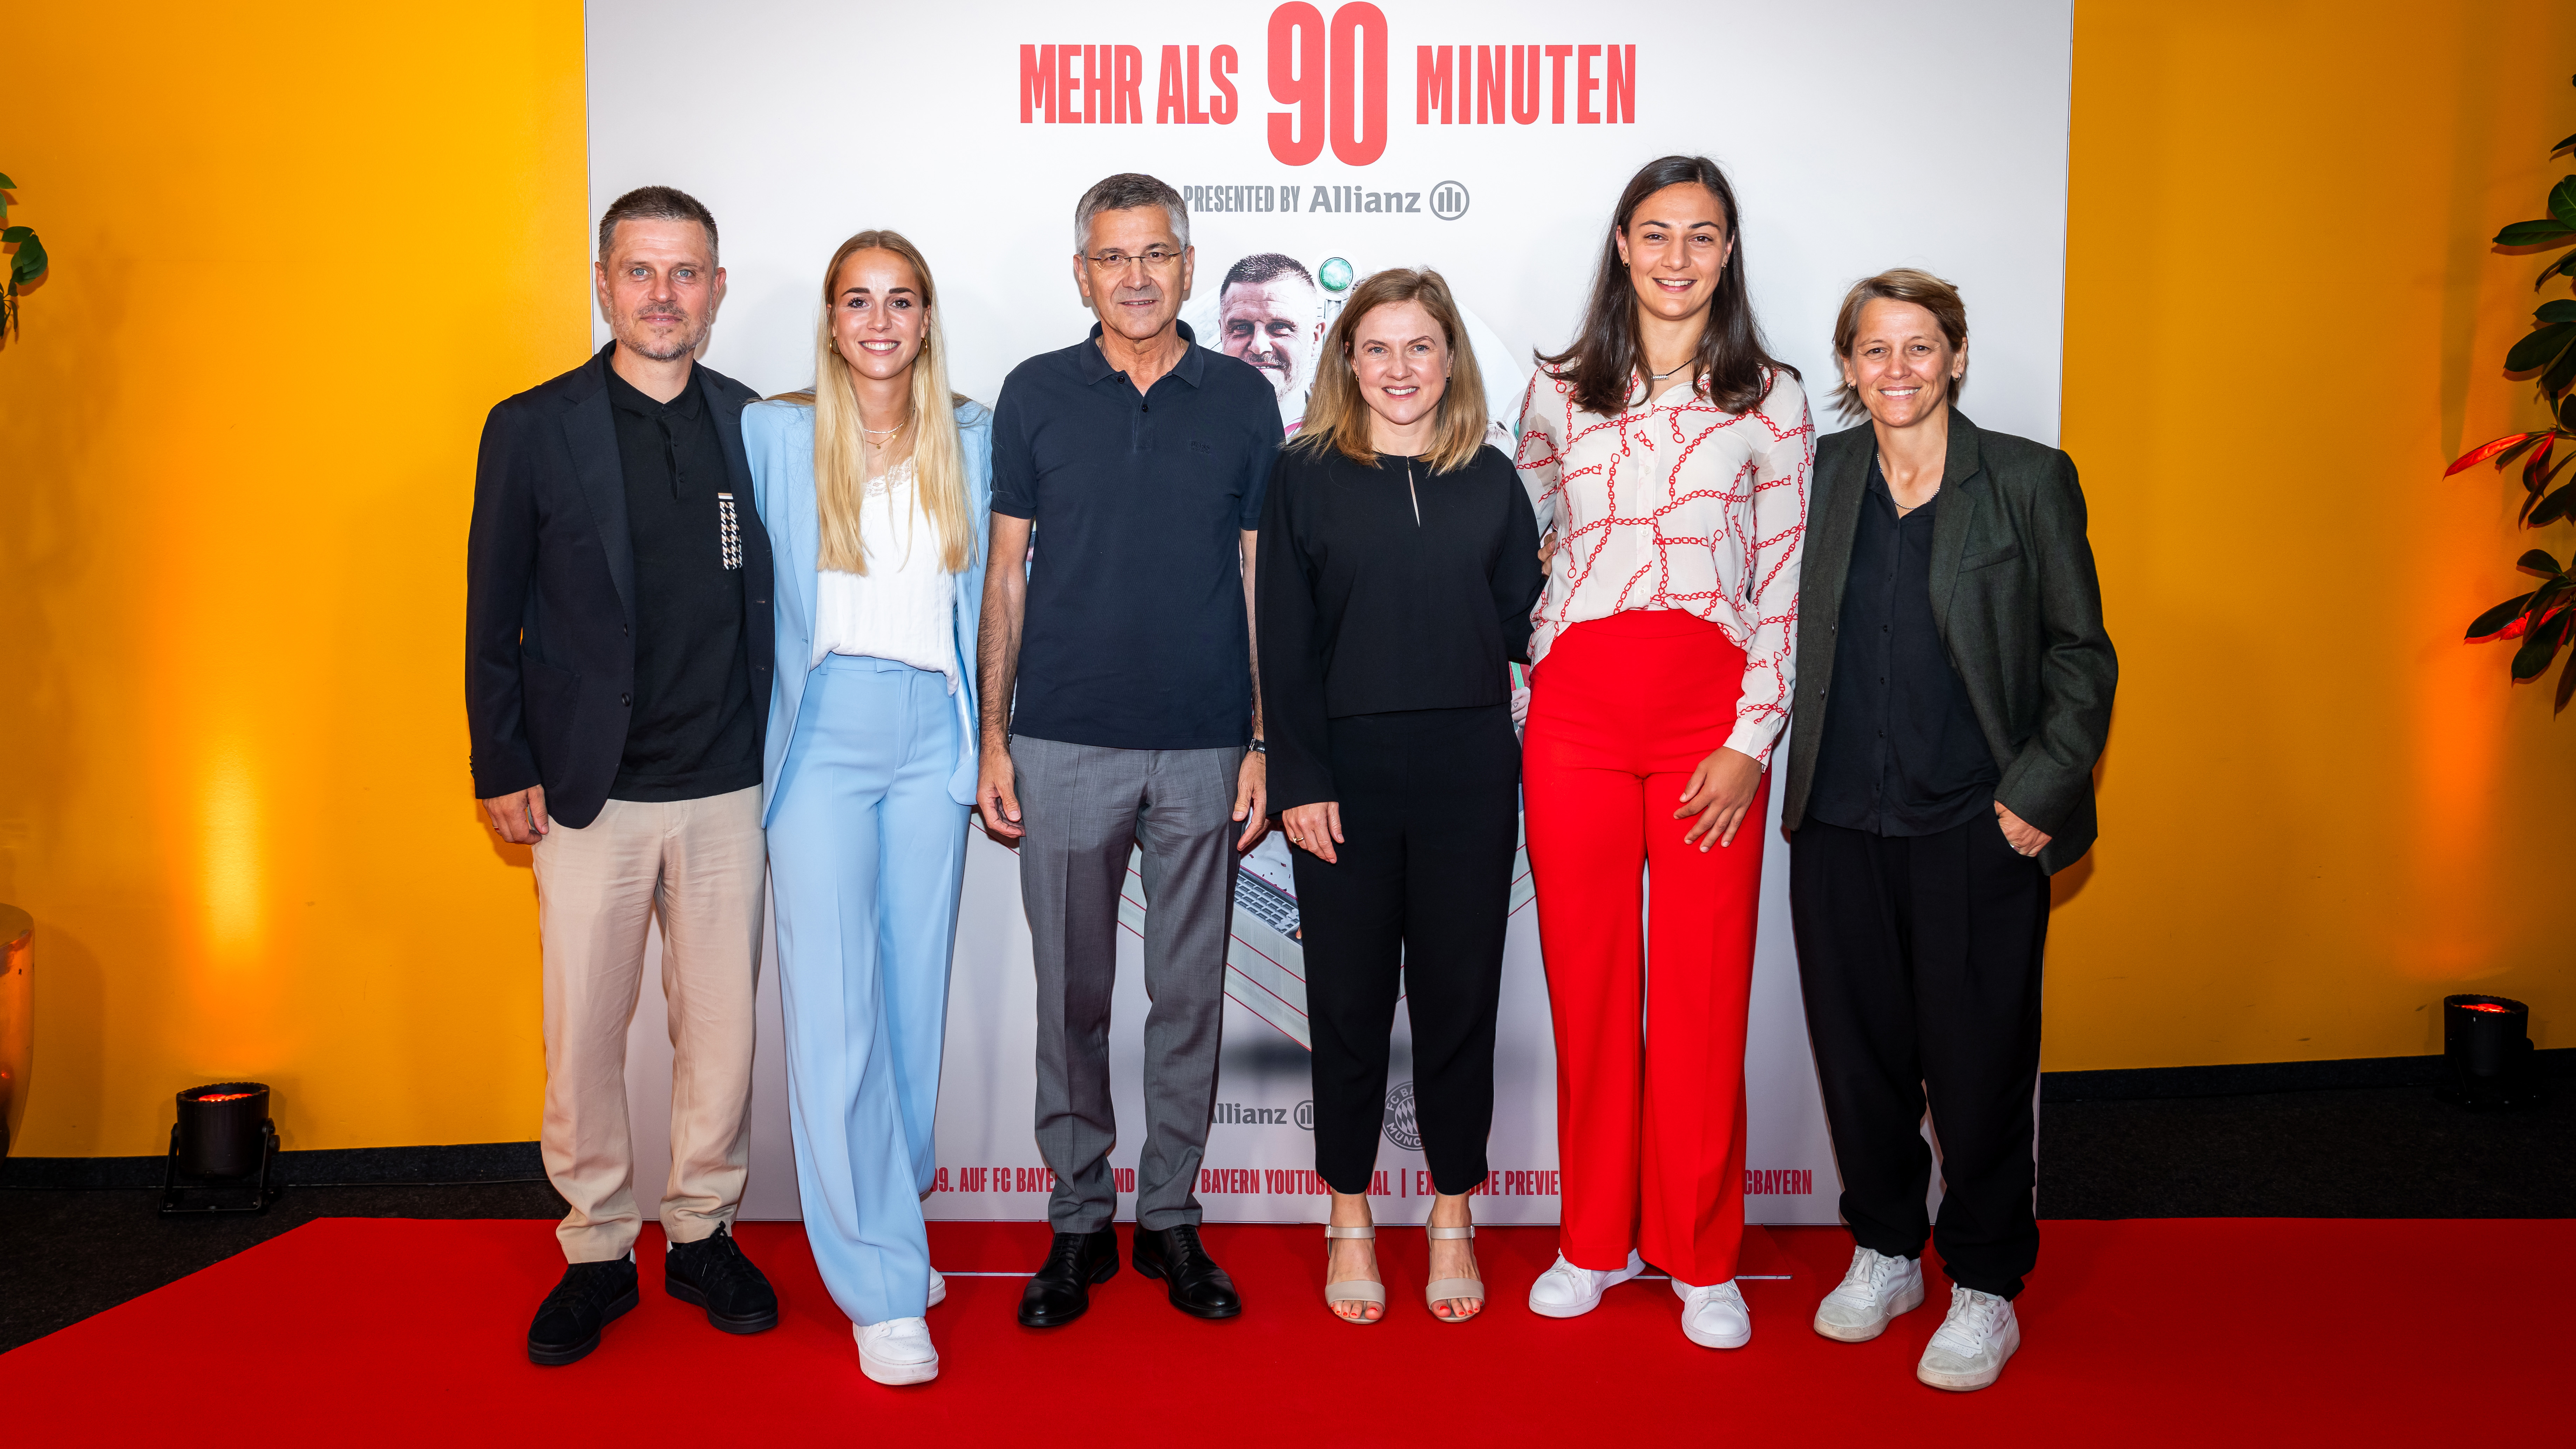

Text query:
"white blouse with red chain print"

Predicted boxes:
[[1513, 365, 1814, 765]]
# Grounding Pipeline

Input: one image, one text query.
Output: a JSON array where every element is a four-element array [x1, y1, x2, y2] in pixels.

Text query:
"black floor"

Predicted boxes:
[[4, 1082, 2569, 1354]]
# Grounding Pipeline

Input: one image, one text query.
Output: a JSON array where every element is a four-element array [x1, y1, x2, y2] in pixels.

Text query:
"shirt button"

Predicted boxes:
[[620, 693, 633, 707]]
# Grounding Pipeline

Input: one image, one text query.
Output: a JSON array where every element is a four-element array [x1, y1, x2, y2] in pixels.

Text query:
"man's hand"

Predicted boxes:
[[1233, 749, 1269, 851], [1996, 800, 2052, 858], [977, 741, 1025, 845], [1676, 747, 1762, 850], [482, 784, 551, 845], [1282, 801, 1342, 864]]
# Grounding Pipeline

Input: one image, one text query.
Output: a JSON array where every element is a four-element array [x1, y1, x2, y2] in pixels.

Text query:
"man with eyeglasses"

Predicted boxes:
[[978, 172, 1279, 1328]]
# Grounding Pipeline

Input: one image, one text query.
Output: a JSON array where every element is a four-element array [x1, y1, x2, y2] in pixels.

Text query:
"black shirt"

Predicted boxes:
[[1256, 443, 1543, 810], [1805, 455, 1998, 836], [989, 322, 1280, 750], [603, 363, 763, 802]]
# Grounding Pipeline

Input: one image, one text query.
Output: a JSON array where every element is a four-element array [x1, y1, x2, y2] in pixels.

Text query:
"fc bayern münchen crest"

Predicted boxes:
[[1382, 1081, 1422, 1151]]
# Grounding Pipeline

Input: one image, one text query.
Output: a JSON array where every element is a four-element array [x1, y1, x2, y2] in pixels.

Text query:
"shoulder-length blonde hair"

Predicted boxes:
[[789, 230, 975, 574], [1290, 267, 1489, 474]]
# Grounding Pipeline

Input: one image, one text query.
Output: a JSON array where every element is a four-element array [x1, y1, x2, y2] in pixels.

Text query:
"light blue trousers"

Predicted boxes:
[[768, 654, 965, 1326]]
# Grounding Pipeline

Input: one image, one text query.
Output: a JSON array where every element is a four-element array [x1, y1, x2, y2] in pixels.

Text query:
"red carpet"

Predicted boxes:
[[5, 1217, 2566, 1444]]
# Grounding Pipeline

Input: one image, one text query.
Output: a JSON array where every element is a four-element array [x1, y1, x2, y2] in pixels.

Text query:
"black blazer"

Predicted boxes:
[[1781, 411, 2115, 875], [465, 345, 774, 830]]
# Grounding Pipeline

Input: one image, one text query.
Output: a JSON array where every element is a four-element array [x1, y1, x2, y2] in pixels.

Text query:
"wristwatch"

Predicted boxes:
[[1246, 738, 1266, 754]]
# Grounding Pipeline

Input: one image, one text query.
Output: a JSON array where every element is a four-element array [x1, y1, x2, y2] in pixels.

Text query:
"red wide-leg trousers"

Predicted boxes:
[[1523, 610, 1768, 1287]]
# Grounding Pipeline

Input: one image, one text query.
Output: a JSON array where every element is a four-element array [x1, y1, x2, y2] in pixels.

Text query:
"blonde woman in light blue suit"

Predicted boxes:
[[743, 230, 990, 1387]]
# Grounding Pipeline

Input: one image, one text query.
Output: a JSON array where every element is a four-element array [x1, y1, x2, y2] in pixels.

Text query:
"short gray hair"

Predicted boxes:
[[598, 185, 719, 266], [1072, 172, 1189, 256]]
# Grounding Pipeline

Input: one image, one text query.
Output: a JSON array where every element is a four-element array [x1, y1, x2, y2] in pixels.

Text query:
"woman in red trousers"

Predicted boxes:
[[1514, 154, 1812, 1350]]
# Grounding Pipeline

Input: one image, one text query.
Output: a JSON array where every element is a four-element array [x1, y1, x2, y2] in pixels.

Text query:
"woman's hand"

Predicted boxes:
[[1676, 746, 1764, 849], [1283, 802, 1344, 864], [1996, 801, 2052, 858], [1537, 529, 1556, 576]]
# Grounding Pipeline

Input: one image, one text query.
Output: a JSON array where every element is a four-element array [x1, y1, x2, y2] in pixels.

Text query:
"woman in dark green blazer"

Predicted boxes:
[[1779, 269, 2115, 1394]]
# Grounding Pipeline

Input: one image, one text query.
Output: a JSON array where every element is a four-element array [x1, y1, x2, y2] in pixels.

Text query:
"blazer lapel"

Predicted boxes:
[[562, 349, 634, 623], [1806, 434, 1873, 640], [1925, 409, 1985, 640]]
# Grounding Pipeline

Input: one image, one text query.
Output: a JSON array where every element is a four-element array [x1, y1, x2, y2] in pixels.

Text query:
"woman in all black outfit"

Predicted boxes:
[[1257, 267, 1542, 1327]]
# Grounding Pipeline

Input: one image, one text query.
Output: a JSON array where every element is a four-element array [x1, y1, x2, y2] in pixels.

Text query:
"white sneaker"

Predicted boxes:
[[1527, 1250, 1646, 1318], [1916, 1285, 2019, 1392], [855, 1317, 939, 1386], [1813, 1246, 1924, 1342], [927, 1267, 946, 1308], [1673, 1278, 1752, 1349]]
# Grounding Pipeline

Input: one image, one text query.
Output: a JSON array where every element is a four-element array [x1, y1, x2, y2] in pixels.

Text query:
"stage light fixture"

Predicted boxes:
[[161, 1081, 280, 1215], [2440, 996, 2536, 1110]]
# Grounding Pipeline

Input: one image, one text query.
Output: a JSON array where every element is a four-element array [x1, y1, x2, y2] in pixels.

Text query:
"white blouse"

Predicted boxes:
[[1513, 366, 1813, 764], [812, 458, 958, 688]]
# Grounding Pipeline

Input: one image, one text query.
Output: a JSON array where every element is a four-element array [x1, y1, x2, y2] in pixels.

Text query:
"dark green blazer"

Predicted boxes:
[[1780, 410, 2116, 875]]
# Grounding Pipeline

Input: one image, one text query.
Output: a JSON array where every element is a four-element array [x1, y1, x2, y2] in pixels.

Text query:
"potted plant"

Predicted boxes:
[[2451, 78, 2576, 708], [1, 172, 48, 345]]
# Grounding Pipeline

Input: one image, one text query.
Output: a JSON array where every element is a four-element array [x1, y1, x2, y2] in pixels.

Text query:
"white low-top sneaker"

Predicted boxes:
[[1813, 1246, 1924, 1342], [1527, 1250, 1646, 1318], [1673, 1278, 1752, 1349], [855, 1317, 939, 1386], [927, 1268, 946, 1308], [1916, 1285, 2019, 1392]]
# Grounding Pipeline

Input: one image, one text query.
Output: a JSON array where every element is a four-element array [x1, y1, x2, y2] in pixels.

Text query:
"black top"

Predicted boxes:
[[1804, 454, 1998, 836], [1256, 442, 1544, 810], [990, 321, 1281, 751], [603, 363, 763, 802]]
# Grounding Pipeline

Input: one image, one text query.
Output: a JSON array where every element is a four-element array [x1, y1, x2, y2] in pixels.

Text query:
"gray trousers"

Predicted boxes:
[[1011, 735, 1240, 1232]]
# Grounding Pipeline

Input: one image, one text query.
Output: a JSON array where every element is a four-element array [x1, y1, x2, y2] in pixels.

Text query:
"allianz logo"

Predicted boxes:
[[1214, 1101, 1316, 1130]]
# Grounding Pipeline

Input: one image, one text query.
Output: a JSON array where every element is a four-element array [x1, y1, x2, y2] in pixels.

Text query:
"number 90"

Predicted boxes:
[[1267, 2, 1387, 167]]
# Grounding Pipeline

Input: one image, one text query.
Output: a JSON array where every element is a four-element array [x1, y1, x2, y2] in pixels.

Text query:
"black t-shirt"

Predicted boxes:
[[1806, 455, 1999, 836], [989, 322, 1279, 751], [603, 363, 762, 802], [1256, 443, 1542, 810]]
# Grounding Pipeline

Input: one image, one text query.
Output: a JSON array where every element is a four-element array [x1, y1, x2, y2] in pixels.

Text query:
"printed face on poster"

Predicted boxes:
[[590, 0, 2073, 1225]]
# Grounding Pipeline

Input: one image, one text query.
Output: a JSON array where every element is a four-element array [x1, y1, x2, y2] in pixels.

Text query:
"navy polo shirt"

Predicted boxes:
[[991, 321, 1280, 751]]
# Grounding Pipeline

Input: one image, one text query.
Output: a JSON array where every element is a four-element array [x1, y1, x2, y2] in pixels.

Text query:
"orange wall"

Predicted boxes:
[[2049, 0, 2576, 1068], [3, 3, 2572, 1156], [1, 5, 590, 1154]]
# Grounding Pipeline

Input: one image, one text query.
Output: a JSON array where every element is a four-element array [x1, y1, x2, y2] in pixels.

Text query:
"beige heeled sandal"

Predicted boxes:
[[1323, 1224, 1386, 1323], [1425, 1224, 1485, 1322]]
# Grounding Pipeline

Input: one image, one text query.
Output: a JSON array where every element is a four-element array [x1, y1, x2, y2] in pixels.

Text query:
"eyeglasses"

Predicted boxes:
[[1083, 246, 1183, 272]]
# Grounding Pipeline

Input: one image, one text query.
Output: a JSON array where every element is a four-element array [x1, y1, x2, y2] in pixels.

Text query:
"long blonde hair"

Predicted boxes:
[[1290, 267, 1489, 474], [799, 230, 974, 574]]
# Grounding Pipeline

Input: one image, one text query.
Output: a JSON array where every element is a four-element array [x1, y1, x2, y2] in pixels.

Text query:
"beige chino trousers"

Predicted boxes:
[[531, 785, 766, 1261]]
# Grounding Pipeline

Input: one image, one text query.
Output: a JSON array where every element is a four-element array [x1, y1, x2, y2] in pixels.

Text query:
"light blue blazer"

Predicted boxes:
[[744, 397, 993, 825]]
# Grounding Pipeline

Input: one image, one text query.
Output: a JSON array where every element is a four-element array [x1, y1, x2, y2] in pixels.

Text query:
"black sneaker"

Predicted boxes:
[[527, 1257, 640, 1366], [663, 1225, 780, 1333]]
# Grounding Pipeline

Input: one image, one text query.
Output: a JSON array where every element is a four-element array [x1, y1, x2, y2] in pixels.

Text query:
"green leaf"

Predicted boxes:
[[2517, 548, 2564, 576], [2467, 592, 2535, 640], [9, 238, 46, 284], [2554, 176, 2576, 229], [2547, 250, 2576, 286], [2543, 299, 2576, 324], [2510, 607, 2571, 682], [2547, 341, 2576, 396], [2497, 219, 2576, 246], [0, 173, 15, 189], [0, 226, 30, 243], [2556, 645, 2576, 713], [2555, 132, 2576, 156], [2504, 321, 2575, 372]]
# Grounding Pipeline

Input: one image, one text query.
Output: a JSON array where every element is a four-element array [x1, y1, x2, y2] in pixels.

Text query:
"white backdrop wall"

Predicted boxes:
[[591, 0, 2073, 1228]]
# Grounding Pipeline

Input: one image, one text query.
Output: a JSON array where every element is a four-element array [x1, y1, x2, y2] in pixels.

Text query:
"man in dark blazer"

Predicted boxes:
[[1780, 268, 2116, 1396], [466, 186, 780, 1367]]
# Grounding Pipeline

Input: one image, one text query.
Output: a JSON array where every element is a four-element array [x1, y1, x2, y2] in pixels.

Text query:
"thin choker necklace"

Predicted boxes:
[[860, 411, 912, 443], [1649, 361, 1692, 382]]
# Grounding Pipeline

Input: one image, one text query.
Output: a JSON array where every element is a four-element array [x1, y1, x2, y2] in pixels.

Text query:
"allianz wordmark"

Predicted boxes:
[[1017, 5, 1638, 165]]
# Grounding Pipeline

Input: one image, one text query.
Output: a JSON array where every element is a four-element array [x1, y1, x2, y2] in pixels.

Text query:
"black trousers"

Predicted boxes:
[[1788, 814, 2050, 1298], [1293, 705, 1519, 1197]]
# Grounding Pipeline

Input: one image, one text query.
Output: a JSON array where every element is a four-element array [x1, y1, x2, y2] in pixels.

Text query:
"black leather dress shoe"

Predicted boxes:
[[664, 1224, 780, 1333], [1130, 1224, 1242, 1320], [1017, 1227, 1119, 1328], [527, 1257, 640, 1366]]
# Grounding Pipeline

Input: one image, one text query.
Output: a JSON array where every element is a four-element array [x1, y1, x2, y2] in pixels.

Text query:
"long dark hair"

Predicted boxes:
[[1537, 155, 1796, 417]]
